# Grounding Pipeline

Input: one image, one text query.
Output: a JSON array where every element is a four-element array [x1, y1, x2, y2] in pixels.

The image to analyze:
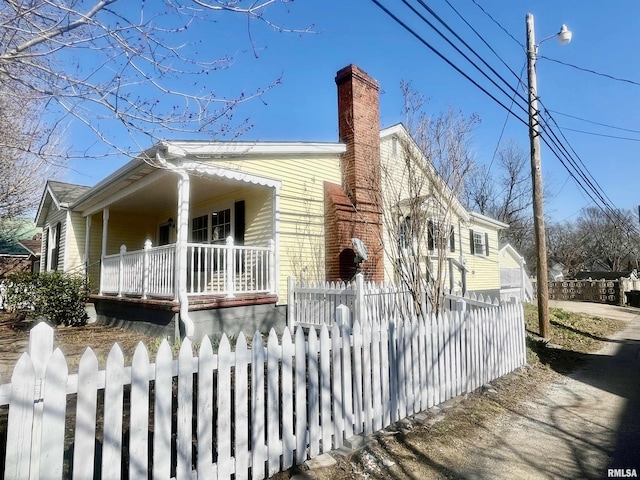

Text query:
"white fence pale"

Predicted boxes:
[[1, 302, 526, 479]]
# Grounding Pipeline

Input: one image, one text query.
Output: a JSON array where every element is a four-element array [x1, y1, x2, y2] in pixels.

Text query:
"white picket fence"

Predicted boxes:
[[289, 275, 499, 329], [1, 301, 526, 479]]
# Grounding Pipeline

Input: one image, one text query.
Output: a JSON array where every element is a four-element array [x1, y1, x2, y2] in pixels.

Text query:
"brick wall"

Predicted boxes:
[[325, 65, 383, 283]]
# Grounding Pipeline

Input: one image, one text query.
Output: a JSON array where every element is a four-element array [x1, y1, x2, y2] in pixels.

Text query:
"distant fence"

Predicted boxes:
[[2, 302, 526, 479], [288, 274, 499, 329], [548, 279, 624, 305]]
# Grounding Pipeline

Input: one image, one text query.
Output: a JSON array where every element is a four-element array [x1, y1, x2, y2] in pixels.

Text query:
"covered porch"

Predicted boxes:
[[74, 146, 282, 337]]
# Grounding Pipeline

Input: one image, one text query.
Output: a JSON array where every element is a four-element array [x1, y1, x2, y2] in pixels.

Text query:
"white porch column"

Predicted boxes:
[[84, 215, 92, 274], [98, 208, 109, 295], [272, 186, 281, 296], [175, 174, 190, 302], [101, 208, 110, 259]]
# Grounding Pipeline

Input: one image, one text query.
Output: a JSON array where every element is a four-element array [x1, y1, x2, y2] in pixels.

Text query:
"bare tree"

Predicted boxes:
[[465, 140, 535, 268], [381, 82, 478, 315], [0, 1, 310, 159], [0, 1, 307, 223], [575, 207, 639, 272]]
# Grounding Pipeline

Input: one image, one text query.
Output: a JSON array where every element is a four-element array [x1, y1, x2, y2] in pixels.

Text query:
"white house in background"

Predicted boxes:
[[498, 243, 533, 302]]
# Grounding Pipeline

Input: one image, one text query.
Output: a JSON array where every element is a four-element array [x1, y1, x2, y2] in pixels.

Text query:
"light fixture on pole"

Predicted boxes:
[[526, 14, 572, 339]]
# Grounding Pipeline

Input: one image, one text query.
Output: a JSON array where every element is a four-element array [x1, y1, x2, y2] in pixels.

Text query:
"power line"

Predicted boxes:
[[367, 1, 637, 237], [469, 0, 523, 48], [540, 55, 640, 87], [368, 0, 530, 127], [549, 110, 640, 135], [557, 127, 640, 142]]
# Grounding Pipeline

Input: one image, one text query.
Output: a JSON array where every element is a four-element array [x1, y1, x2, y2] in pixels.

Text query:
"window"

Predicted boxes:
[[191, 215, 209, 243], [398, 216, 412, 250], [211, 208, 231, 244], [428, 221, 455, 252], [470, 229, 489, 257], [190, 204, 241, 244]]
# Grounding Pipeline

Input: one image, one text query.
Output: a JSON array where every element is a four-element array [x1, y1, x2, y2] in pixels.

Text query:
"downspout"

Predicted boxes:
[[156, 146, 194, 339]]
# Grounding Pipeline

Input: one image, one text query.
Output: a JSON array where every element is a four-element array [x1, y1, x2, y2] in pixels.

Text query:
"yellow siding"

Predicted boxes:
[[105, 212, 157, 255], [462, 225, 501, 292], [380, 132, 502, 293], [64, 211, 87, 272], [205, 155, 343, 303]]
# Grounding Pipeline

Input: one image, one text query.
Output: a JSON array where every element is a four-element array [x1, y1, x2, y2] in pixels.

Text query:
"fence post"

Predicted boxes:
[[355, 273, 365, 326], [117, 244, 126, 298], [287, 276, 295, 329], [142, 239, 152, 300], [225, 236, 235, 299], [336, 303, 350, 329], [269, 239, 276, 294]]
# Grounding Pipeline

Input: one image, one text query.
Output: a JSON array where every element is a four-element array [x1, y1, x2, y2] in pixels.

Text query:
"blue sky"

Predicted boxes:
[[63, 1, 640, 223]]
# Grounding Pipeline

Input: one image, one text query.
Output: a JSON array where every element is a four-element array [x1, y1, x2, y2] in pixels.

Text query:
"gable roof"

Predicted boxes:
[[35, 181, 92, 227], [380, 124, 471, 223], [18, 237, 41, 257]]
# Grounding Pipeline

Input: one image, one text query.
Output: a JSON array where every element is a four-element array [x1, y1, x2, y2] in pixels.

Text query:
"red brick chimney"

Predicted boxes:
[[325, 65, 384, 283]]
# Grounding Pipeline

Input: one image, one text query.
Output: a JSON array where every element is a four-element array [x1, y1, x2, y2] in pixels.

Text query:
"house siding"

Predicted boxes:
[[463, 225, 501, 293], [64, 211, 87, 272], [205, 155, 343, 302]]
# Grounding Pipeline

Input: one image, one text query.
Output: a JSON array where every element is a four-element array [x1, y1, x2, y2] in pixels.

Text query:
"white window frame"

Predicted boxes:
[[190, 202, 234, 244]]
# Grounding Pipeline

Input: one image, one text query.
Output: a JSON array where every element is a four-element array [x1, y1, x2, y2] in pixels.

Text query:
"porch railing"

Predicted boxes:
[[100, 238, 275, 299]]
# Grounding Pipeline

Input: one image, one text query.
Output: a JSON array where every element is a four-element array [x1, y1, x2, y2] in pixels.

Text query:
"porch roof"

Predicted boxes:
[[70, 140, 344, 216]]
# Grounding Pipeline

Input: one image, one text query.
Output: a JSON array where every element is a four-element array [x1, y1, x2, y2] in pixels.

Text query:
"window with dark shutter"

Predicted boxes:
[[469, 229, 475, 255], [484, 232, 490, 256], [449, 225, 455, 252], [234, 200, 245, 245], [427, 220, 435, 250]]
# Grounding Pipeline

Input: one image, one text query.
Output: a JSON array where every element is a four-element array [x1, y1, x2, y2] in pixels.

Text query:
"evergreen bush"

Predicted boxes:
[[4, 271, 90, 326]]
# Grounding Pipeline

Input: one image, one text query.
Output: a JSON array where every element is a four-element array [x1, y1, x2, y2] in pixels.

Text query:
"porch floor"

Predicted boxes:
[[89, 293, 279, 313]]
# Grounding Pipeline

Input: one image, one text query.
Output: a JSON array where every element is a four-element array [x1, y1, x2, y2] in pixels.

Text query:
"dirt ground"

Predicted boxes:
[[281, 302, 640, 480]]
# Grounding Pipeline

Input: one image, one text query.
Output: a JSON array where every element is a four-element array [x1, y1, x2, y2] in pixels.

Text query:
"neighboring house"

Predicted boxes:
[[18, 235, 42, 273], [0, 221, 42, 279], [498, 243, 533, 302], [35, 64, 508, 339]]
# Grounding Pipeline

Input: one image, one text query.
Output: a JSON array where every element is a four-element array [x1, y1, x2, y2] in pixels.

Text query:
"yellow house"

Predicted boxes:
[[35, 64, 509, 339]]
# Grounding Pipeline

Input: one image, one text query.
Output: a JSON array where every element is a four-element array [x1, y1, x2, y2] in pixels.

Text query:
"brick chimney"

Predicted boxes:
[[325, 65, 384, 283]]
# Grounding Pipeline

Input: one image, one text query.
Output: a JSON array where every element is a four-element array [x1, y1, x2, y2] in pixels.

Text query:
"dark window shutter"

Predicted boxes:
[[42, 228, 49, 271], [449, 225, 455, 252], [51, 222, 61, 270], [485, 232, 490, 256], [469, 229, 475, 255], [427, 220, 435, 250], [234, 200, 245, 245]]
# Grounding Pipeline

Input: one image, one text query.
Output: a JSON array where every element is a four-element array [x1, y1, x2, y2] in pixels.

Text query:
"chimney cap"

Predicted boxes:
[[335, 64, 379, 90]]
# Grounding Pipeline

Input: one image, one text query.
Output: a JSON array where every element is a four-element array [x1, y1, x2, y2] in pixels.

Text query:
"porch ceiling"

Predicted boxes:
[[103, 171, 249, 215]]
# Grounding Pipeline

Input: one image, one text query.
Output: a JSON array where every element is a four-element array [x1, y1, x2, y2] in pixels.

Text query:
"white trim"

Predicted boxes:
[[469, 211, 509, 230], [181, 161, 282, 189], [163, 141, 346, 157]]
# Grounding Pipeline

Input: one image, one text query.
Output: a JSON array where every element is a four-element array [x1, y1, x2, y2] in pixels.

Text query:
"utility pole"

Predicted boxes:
[[526, 13, 550, 339]]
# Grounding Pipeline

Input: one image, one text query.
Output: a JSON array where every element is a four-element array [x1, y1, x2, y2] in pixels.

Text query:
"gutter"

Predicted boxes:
[[155, 146, 195, 339]]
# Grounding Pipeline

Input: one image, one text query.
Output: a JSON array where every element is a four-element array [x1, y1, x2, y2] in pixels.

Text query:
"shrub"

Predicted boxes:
[[4, 271, 90, 326]]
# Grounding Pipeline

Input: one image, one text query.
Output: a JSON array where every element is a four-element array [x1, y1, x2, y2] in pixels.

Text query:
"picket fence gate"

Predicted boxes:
[[1, 302, 526, 479]]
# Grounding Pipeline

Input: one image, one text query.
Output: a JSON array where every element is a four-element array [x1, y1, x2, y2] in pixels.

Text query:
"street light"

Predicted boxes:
[[526, 13, 572, 339]]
